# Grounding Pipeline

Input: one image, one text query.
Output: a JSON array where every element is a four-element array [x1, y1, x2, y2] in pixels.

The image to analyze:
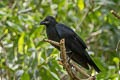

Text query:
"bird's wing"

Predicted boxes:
[[55, 24, 87, 49], [55, 24, 101, 72], [55, 23, 88, 66]]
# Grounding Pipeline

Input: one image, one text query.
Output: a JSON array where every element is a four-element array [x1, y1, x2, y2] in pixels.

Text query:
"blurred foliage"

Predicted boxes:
[[0, 0, 120, 80]]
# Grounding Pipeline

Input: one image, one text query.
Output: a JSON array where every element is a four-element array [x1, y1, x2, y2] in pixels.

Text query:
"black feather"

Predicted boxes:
[[40, 16, 101, 73]]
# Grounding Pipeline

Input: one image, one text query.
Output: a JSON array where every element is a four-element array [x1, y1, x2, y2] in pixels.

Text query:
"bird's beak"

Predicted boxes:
[[40, 20, 49, 25], [40, 21, 45, 25]]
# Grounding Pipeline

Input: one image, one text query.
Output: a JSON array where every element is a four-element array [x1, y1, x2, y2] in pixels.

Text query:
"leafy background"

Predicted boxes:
[[0, 0, 120, 80]]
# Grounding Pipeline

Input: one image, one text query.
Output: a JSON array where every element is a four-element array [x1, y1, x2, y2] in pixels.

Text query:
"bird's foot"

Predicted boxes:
[[66, 51, 72, 54], [67, 59, 73, 68]]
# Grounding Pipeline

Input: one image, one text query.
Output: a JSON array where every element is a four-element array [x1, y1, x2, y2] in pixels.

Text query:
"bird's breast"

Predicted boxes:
[[46, 27, 60, 42]]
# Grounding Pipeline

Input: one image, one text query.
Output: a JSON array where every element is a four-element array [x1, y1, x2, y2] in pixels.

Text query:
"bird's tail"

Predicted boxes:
[[89, 58, 101, 73], [85, 51, 101, 73]]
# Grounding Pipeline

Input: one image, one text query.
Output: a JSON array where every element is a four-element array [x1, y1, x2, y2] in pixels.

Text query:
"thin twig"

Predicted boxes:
[[17, 8, 33, 14], [17, 0, 42, 15], [116, 40, 120, 53], [77, 9, 90, 30], [71, 63, 90, 78], [59, 60, 92, 79], [86, 30, 102, 44], [0, 34, 7, 41], [0, 34, 7, 48], [77, 0, 94, 30], [43, 39, 60, 46], [111, 10, 120, 19], [88, 76, 96, 80], [11, 0, 18, 10]]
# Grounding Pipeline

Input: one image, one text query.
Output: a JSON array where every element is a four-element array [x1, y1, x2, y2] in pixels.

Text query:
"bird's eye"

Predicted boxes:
[[45, 19, 49, 21]]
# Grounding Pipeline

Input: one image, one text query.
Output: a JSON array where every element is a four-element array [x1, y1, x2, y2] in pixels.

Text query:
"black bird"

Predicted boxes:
[[40, 16, 101, 73]]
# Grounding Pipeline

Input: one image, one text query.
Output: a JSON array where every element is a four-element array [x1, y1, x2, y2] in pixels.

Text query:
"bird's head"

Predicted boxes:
[[40, 16, 57, 26]]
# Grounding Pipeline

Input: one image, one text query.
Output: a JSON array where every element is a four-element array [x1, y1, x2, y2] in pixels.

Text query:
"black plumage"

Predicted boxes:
[[40, 16, 101, 73]]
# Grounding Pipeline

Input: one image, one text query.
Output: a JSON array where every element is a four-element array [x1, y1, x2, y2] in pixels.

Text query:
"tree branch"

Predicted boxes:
[[44, 39, 95, 80], [43, 39, 60, 46], [116, 40, 120, 75], [111, 10, 120, 19], [71, 63, 90, 78], [17, 8, 33, 14], [59, 39, 80, 80]]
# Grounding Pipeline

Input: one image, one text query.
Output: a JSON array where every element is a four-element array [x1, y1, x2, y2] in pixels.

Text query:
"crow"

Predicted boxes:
[[40, 16, 101, 73]]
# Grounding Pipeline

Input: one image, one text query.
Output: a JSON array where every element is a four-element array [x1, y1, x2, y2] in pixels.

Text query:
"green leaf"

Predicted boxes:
[[78, 0, 84, 10], [21, 72, 30, 80], [113, 57, 119, 65], [6, 21, 15, 27], [18, 32, 25, 54], [50, 72, 59, 80]]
